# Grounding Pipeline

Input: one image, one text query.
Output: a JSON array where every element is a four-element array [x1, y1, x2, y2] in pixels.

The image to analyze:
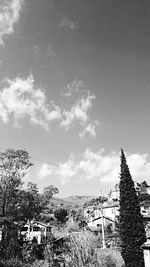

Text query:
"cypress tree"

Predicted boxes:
[[119, 149, 146, 267]]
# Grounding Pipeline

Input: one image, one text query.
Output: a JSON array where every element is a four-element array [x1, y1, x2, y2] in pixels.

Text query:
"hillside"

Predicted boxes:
[[50, 195, 95, 210]]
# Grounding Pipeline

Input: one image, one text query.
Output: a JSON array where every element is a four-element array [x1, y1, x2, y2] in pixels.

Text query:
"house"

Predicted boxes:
[[147, 187, 150, 195], [85, 201, 119, 231], [21, 221, 52, 244], [141, 204, 150, 217]]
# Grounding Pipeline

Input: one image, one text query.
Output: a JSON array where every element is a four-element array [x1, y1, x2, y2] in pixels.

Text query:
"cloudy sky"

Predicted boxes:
[[0, 0, 150, 197]]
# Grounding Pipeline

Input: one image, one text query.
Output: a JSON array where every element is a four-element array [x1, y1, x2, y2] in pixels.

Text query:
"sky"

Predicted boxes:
[[0, 0, 150, 197]]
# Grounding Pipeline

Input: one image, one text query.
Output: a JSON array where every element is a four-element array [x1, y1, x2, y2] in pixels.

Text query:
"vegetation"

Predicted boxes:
[[0, 148, 58, 266], [0, 147, 147, 266], [54, 208, 68, 224], [83, 196, 108, 208], [119, 149, 146, 267]]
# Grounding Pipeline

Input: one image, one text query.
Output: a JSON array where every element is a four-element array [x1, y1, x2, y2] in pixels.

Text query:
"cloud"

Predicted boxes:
[[61, 80, 84, 98], [59, 17, 79, 30], [38, 156, 76, 185], [0, 75, 98, 136], [0, 75, 62, 129], [38, 163, 54, 180], [38, 149, 150, 185], [60, 80, 98, 137], [79, 120, 99, 138], [0, 0, 23, 44], [61, 94, 96, 129]]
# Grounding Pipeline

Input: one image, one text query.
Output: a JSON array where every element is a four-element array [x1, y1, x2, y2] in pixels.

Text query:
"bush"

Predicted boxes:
[[54, 208, 68, 223], [0, 259, 45, 267], [63, 231, 101, 266], [0, 258, 31, 267], [94, 248, 125, 267]]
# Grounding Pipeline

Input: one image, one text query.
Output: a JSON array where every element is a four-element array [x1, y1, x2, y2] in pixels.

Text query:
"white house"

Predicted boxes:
[[21, 221, 52, 244], [85, 201, 119, 231]]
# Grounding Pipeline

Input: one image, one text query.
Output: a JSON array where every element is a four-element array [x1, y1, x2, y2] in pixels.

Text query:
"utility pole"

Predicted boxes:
[[99, 188, 106, 248]]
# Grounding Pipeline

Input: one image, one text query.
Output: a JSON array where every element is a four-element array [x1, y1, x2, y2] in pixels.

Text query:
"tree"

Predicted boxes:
[[0, 149, 33, 259], [70, 208, 87, 229], [83, 196, 108, 208], [54, 208, 68, 224], [0, 149, 32, 219], [119, 149, 146, 267], [136, 180, 150, 195], [17, 182, 44, 222], [43, 185, 58, 202]]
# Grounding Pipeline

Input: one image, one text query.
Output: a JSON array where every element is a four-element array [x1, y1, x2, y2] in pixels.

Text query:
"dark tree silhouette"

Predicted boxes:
[[119, 149, 146, 267]]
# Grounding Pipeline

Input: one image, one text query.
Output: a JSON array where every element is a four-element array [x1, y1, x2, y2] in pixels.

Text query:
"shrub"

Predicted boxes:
[[63, 231, 101, 266], [94, 248, 125, 267], [0, 258, 31, 267], [54, 208, 68, 223]]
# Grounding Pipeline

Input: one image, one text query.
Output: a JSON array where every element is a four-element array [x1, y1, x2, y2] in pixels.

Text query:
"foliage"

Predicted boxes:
[[70, 208, 87, 229], [54, 208, 68, 223], [0, 258, 32, 267], [43, 185, 58, 202], [83, 196, 108, 208], [64, 231, 97, 266], [138, 192, 150, 203], [0, 148, 58, 262], [44, 231, 100, 266], [0, 149, 32, 219], [119, 149, 146, 267], [22, 243, 44, 264], [136, 180, 150, 194], [0, 149, 34, 259], [94, 248, 125, 267]]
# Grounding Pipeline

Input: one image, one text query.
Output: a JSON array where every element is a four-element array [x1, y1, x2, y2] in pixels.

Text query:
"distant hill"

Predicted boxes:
[[50, 195, 95, 210]]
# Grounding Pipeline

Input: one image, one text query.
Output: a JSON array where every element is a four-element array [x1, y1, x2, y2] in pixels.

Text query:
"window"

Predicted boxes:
[[21, 227, 28, 231], [33, 226, 40, 231]]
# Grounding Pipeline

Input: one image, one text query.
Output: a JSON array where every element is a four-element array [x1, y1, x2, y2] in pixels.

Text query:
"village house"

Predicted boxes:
[[85, 201, 119, 231], [85, 183, 150, 234], [21, 221, 52, 244]]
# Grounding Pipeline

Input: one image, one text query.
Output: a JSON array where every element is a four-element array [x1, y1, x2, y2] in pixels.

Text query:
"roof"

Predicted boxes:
[[84, 201, 119, 209], [102, 203, 119, 209], [28, 221, 52, 228], [141, 241, 150, 250], [93, 216, 115, 223]]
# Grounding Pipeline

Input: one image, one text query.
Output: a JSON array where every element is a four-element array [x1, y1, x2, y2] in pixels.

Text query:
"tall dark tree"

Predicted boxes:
[[119, 149, 146, 267]]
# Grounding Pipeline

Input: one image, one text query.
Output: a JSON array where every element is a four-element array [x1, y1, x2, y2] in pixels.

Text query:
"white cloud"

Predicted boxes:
[[61, 94, 95, 129], [79, 120, 98, 138], [38, 163, 54, 180], [60, 80, 98, 137], [0, 0, 23, 44], [59, 17, 79, 30], [0, 75, 62, 129], [38, 149, 150, 185], [38, 157, 76, 184], [0, 75, 98, 136]]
